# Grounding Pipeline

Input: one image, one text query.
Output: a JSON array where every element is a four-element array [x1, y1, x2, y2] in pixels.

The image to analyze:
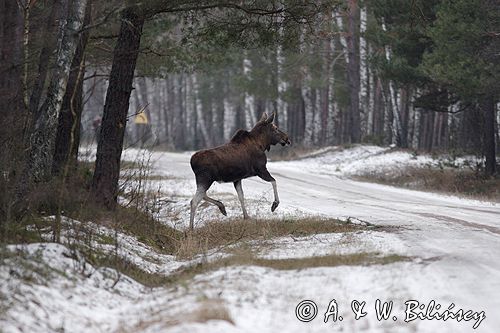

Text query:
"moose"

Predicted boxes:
[[189, 112, 291, 230]]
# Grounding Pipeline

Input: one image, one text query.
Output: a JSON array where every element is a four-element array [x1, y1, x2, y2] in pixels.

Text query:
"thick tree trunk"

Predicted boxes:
[[0, 0, 24, 174], [52, 1, 92, 175], [0, 0, 24, 117], [91, 8, 144, 208], [483, 96, 496, 175], [16, 0, 89, 200]]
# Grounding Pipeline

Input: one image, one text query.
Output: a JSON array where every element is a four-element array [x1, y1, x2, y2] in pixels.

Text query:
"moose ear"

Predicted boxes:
[[259, 112, 268, 123], [266, 112, 275, 124]]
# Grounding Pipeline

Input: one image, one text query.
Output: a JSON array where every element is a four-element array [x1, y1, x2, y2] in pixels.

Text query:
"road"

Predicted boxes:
[[151, 151, 500, 333]]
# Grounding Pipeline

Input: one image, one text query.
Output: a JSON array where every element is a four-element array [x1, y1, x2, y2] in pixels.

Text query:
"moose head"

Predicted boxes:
[[252, 112, 291, 151]]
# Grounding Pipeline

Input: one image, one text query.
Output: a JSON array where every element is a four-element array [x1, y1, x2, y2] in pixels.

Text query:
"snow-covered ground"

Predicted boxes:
[[2, 145, 499, 333]]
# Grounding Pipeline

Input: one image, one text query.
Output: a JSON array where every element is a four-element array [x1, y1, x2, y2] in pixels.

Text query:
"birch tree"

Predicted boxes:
[[17, 0, 89, 199]]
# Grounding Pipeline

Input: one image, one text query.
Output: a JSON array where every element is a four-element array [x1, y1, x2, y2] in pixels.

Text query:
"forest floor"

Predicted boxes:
[[1, 145, 500, 333]]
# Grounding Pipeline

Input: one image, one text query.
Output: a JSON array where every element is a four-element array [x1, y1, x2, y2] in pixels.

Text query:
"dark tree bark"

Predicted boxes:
[[52, 1, 92, 176], [213, 76, 225, 145], [173, 74, 186, 149], [372, 77, 384, 139], [162, 81, 170, 144], [399, 86, 410, 148], [482, 96, 496, 176], [320, 37, 331, 145], [424, 111, 435, 151], [345, 0, 361, 143], [91, 8, 144, 208], [320, 85, 329, 145], [0, 0, 24, 117], [0, 0, 24, 161], [382, 81, 393, 145], [286, 82, 305, 144]]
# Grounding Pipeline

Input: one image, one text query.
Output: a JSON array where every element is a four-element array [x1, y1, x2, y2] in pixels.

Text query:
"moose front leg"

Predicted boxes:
[[257, 168, 280, 212]]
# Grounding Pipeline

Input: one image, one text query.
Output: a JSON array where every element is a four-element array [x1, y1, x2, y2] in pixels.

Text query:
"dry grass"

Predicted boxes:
[[123, 299, 233, 332], [93, 217, 388, 287], [189, 300, 234, 324], [356, 166, 500, 201], [213, 251, 408, 271], [175, 217, 367, 259], [166, 248, 409, 287]]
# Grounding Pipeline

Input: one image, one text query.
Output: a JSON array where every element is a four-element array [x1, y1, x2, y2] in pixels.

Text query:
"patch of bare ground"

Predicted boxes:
[[356, 166, 500, 202]]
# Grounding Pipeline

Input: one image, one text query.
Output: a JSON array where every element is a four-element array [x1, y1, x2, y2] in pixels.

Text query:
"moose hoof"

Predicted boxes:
[[219, 206, 227, 216], [271, 201, 279, 212]]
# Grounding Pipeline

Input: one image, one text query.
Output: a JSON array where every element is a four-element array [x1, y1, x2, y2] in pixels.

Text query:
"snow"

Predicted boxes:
[[2, 145, 499, 332], [256, 231, 406, 260], [272, 145, 441, 178], [1, 243, 145, 333]]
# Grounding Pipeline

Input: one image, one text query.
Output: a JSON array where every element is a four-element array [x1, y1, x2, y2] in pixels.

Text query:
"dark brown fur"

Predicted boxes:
[[189, 112, 290, 229]]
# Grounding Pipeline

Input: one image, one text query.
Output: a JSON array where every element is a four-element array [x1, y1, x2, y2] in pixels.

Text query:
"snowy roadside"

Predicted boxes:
[[1, 145, 499, 333], [270, 144, 477, 179], [1, 217, 409, 333]]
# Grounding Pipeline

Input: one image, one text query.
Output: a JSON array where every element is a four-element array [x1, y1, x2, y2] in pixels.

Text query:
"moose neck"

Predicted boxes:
[[249, 128, 272, 152]]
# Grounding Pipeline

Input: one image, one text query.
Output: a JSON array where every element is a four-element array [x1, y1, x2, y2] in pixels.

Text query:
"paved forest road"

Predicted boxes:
[[154, 151, 500, 333]]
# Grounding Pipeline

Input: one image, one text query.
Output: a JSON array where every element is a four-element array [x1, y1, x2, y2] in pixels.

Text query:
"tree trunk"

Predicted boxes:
[[174, 74, 186, 149], [0, 0, 24, 176], [424, 111, 435, 151], [29, 0, 64, 117], [213, 76, 225, 145], [16, 0, 89, 200], [483, 96, 496, 176], [372, 77, 384, 140], [345, 0, 361, 142], [52, 1, 91, 175], [0, 0, 24, 117], [91, 8, 144, 208], [399, 86, 410, 148]]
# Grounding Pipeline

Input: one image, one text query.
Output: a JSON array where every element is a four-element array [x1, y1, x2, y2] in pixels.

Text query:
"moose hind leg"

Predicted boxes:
[[203, 195, 227, 216], [190, 185, 207, 230], [234, 180, 249, 219]]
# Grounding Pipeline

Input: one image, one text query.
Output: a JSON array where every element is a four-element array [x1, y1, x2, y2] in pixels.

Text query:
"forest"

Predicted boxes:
[[1, 1, 500, 332], [1, 0, 499, 216], [1, 0, 499, 240]]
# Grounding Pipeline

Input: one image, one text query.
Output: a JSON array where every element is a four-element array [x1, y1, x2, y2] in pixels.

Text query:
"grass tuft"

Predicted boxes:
[[356, 166, 500, 201], [175, 217, 366, 259]]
